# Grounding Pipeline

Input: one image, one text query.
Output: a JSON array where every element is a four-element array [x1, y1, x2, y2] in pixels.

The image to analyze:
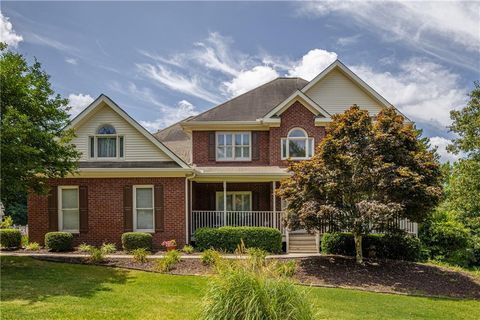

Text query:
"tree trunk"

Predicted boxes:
[[353, 232, 363, 264]]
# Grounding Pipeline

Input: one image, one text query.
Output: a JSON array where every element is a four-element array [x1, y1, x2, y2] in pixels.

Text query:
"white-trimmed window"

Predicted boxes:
[[133, 185, 154, 232], [89, 124, 124, 159], [216, 192, 252, 211], [281, 128, 314, 160], [58, 186, 79, 233], [216, 132, 251, 161]]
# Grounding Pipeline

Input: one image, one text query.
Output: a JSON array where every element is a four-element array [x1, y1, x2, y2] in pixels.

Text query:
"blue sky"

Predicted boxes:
[[1, 1, 479, 162]]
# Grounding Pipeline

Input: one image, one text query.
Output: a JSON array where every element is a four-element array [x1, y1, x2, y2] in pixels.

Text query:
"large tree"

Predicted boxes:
[[0, 43, 80, 223], [278, 105, 443, 263]]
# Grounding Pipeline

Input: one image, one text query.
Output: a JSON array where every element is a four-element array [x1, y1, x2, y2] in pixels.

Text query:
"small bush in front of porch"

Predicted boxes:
[[121, 232, 152, 252], [156, 250, 181, 272], [321, 232, 422, 261], [132, 248, 149, 263], [0, 229, 22, 249], [201, 249, 222, 266], [195, 227, 282, 253], [45, 232, 74, 252]]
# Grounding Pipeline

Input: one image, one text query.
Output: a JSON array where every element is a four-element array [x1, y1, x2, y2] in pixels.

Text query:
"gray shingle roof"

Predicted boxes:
[[187, 77, 308, 121], [154, 119, 192, 164]]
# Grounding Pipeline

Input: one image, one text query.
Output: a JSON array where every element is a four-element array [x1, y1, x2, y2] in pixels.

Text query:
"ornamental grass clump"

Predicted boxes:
[[200, 254, 313, 320], [100, 242, 116, 254], [155, 250, 181, 272], [182, 244, 194, 254], [201, 249, 221, 266], [25, 242, 40, 251], [132, 248, 149, 263]]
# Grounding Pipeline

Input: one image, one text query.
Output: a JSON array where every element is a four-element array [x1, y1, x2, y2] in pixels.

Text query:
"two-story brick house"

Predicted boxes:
[[28, 60, 417, 253]]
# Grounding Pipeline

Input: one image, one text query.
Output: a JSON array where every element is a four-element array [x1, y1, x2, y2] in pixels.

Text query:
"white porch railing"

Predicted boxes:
[[190, 210, 285, 236], [190, 210, 418, 237]]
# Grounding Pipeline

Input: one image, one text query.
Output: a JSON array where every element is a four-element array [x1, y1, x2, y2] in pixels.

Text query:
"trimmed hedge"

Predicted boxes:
[[194, 227, 282, 253], [45, 232, 74, 252], [321, 232, 422, 261], [0, 229, 22, 249], [121, 232, 152, 251]]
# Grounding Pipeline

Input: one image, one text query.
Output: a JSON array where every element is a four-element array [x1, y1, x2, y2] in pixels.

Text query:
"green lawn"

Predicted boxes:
[[1, 256, 478, 320]]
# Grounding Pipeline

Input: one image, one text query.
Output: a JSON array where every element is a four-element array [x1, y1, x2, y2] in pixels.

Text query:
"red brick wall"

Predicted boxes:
[[192, 131, 270, 166], [269, 101, 326, 166], [28, 177, 186, 249]]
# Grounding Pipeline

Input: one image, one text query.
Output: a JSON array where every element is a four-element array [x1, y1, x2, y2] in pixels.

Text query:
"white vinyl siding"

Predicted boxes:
[[304, 69, 383, 116], [72, 103, 171, 161]]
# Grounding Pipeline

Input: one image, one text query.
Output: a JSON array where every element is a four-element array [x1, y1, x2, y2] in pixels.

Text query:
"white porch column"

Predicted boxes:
[[223, 180, 227, 226], [272, 181, 276, 229]]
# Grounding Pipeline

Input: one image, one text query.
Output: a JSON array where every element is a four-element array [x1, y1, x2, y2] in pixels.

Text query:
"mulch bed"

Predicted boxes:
[[29, 254, 480, 300]]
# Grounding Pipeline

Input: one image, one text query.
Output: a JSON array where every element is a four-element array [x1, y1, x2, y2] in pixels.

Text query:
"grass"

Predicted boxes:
[[424, 260, 480, 280], [1, 256, 479, 320]]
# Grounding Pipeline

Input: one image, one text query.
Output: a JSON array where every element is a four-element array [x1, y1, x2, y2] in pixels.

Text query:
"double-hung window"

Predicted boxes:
[[133, 186, 154, 232], [216, 192, 252, 211], [89, 124, 124, 159], [58, 186, 79, 233], [281, 128, 314, 160], [216, 132, 251, 161]]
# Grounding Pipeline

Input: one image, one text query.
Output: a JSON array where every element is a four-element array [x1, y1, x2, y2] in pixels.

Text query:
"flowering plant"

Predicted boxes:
[[162, 240, 176, 247]]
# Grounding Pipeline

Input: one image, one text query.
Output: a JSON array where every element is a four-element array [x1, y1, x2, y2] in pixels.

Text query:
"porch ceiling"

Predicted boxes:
[[192, 166, 290, 182]]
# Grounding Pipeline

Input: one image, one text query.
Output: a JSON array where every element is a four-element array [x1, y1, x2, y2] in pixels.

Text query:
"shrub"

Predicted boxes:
[[88, 247, 104, 263], [21, 234, 29, 247], [121, 232, 152, 251], [321, 232, 422, 261], [201, 249, 222, 266], [45, 232, 74, 252], [200, 260, 313, 320], [0, 229, 22, 248], [26, 242, 40, 251], [182, 244, 194, 254], [156, 250, 181, 272], [101, 242, 116, 254], [273, 260, 298, 278], [420, 218, 471, 266], [0, 216, 13, 229], [78, 243, 93, 252], [132, 248, 149, 263], [195, 227, 282, 253]]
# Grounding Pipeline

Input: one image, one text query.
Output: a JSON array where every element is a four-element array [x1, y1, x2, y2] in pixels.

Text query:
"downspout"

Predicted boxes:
[[185, 170, 196, 245]]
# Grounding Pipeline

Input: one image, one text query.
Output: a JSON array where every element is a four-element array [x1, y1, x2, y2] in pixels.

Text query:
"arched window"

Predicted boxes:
[[89, 124, 124, 159], [281, 128, 314, 160]]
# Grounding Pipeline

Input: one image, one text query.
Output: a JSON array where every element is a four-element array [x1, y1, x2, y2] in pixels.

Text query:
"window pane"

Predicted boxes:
[[218, 134, 224, 145], [119, 137, 124, 157], [235, 133, 242, 145], [62, 189, 78, 209], [289, 139, 306, 157], [242, 195, 251, 211], [225, 134, 232, 145], [243, 134, 249, 145], [136, 188, 153, 208], [136, 209, 154, 230], [63, 209, 79, 230], [235, 146, 242, 158], [308, 138, 314, 157], [289, 129, 306, 138], [282, 139, 287, 158], [98, 125, 116, 134], [226, 146, 233, 158], [242, 147, 249, 158], [217, 146, 225, 159], [234, 195, 243, 211], [90, 137, 95, 158], [98, 137, 117, 157]]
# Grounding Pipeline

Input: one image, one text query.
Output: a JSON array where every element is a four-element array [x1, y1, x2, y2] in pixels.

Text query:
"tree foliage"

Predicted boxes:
[[278, 105, 443, 263], [0, 44, 80, 222]]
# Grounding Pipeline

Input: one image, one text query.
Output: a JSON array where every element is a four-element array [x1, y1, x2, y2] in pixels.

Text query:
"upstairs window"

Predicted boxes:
[[89, 124, 124, 159], [216, 132, 251, 161], [281, 128, 314, 160]]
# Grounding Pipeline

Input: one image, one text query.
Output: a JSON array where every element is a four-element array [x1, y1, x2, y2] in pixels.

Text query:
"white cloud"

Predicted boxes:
[[0, 12, 23, 47], [136, 63, 221, 104], [65, 58, 77, 65], [429, 136, 461, 163], [351, 58, 467, 127], [140, 100, 198, 131], [337, 34, 361, 46], [67, 93, 94, 117], [299, 1, 480, 72], [223, 66, 279, 96], [193, 32, 241, 76], [287, 49, 337, 81]]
